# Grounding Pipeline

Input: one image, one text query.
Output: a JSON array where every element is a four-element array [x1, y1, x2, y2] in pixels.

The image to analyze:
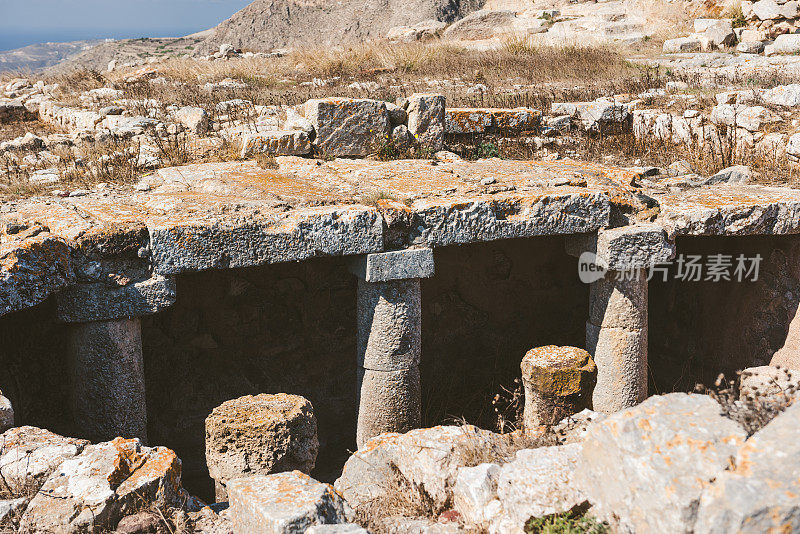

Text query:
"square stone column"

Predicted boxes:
[[56, 275, 176, 443], [350, 248, 434, 448], [567, 224, 674, 413]]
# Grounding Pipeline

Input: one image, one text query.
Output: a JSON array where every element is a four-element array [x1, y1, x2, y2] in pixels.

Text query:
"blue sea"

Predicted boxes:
[[0, 27, 205, 52]]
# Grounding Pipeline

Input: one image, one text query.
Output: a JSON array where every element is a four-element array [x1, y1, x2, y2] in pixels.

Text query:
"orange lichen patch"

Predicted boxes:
[[521, 346, 597, 396], [659, 184, 800, 211], [108, 438, 146, 489], [117, 446, 182, 496], [0, 234, 71, 279]]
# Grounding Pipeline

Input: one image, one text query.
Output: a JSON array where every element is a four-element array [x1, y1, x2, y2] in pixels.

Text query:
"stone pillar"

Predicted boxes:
[[520, 346, 596, 432], [586, 271, 648, 413], [566, 223, 674, 413], [57, 275, 176, 443], [350, 248, 434, 448]]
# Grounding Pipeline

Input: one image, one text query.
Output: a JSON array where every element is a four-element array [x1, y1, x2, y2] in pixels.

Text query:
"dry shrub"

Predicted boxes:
[[695, 369, 798, 436]]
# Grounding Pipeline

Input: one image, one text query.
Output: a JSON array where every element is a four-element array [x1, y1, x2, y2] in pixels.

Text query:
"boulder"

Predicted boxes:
[[205, 393, 318, 499], [736, 41, 765, 54], [335, 425, 509, 514], [663, 37, 703, 53], [407, 93, 445, 153], [0, 394, 12, 433], [227, 471, 348, 533], [574, 393, 747, 533], [20, 437, 184, 533], [705, 165, 751, 185], [695, 401, 800, 533], [240, 130, 312, 158], [114, 511, 167, 534], [0, 426, 89, 497], [785, 132, 800, 161], [735, 106, 781, 131], [453, 463, 502, 526], [767, 33, 800, 54], [173, 106, 209, 136], [495, 443, 586, 527], [304, 98, 391, 157]]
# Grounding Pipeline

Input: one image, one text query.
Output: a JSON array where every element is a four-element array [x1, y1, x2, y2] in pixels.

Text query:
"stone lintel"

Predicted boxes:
[[566, 223, 675, 270], [56, 275, 176, 323], [349, 248, 434, 282]]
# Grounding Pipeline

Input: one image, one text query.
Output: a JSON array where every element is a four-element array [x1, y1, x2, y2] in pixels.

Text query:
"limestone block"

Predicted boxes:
[[56, 275, 176, 323], [227, 471, 348, 534], [735, 106, 781, 132], [585, 322, 647, 413], [574, 394, 747, 534], [761, 83, 800, 106], [357, 367, 421, 447], [695, 401, 800, 533], [520, 346, 596, 428], [491, 108, 540, 135], [350, 248, 434, 283], [768, 33, 800, 54], [20, 438, 183, 533], [336, 425, 507, 513], [357, 278, 421, 371], [589, 272, 648, 330], [173, 106, 209, 136], [0, 426, 89, 497], [68, 318, 147, 443], [445, 108, 494, 134], [453, 463, 502, 526], [736, 41, 765, 53], [205, 394, 318, 497], [575, 101, 629, 131], [304, 98, 391, 157], [407, 93, 445, 152], [496, 444, 586, 526], [567, 223, 675, 271], [240, 130, 311, 158]]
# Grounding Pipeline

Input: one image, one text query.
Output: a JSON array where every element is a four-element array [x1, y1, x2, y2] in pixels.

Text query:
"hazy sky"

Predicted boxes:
[[0, 0, 252, 50]]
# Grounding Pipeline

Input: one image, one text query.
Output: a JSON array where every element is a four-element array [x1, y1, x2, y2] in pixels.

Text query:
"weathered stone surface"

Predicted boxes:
[[336, 425, 507, 512], [115, 511, 167, 534], [445, 108, 494, 134], [0, 233, 73, 316], [588, 271, 648, 330], [496, 444, 586, 527], [521, 346, 596, 428], [567, 223, 675, 271], [705, 165, 751, 185], [738, 365, 800, 399], [551, 409, 606, 444], [56, 275, 176, 323], [0, 395, 12, 434], [407, 93, 445, 152], [0, 497, 26, 527], [68, 318, 147, 443], [453, 463, 502, 526], [443, 10, 517, 40], [304, 98, 391, 157], [20, 437, 183, 533], [656, 185, 800, 237], [173, 106, 209, 136], [586, 322, 647, 413], [240, 130, 311, 158], [350, 248, 434, 283], [357, 367, 421, 447], [768, 33, 800, 54], [445, 108, 540, 136], [575, 394, 747, 534], [0, 426, 89, 497], [205, 394, 318, 498], [227, 471, 347, 534], [695, 401, 800, 533], [187, 505, 234, 534]]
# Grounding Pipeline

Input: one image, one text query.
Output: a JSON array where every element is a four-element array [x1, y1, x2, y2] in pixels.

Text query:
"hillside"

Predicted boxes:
[[197, 0, 485, 53], [0, 40, 104, 72]]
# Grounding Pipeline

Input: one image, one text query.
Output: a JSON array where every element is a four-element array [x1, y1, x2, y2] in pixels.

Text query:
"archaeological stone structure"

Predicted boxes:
[[3, 89, 800, 501]]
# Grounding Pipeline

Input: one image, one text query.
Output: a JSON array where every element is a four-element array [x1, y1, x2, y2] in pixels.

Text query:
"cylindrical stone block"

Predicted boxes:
[[356, 278, 422, 448], [67, 318, 147, 443], [520, 346, 596, 431], [589, 270, 647, 330], [357, 278, 421, 371], [356, 367, 421, 448], [205, 393, 319, 501], [586, 322, 648, 413]]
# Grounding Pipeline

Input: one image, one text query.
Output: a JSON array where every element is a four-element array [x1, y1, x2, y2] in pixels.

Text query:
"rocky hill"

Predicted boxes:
[[0, 40, 104, 73], [196, 0, 485, 53]]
